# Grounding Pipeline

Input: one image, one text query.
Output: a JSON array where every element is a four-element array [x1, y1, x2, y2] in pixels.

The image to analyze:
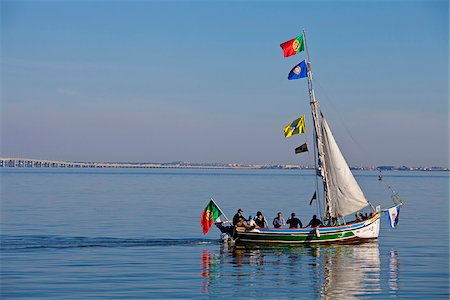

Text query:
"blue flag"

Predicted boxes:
[[288, 60, 308, 80], [385, 205, 401, 228]]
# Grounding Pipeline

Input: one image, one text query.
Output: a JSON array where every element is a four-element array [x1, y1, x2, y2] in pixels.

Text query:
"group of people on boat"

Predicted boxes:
[[232, 209, 325, 230], [354, 212, 371, 222]]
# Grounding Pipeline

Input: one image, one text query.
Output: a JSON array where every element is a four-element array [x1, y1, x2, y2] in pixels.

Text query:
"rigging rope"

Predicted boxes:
[[312, 76, 403, 205]]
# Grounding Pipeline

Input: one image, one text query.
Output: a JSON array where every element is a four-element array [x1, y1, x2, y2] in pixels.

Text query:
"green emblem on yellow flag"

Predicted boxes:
[[284, 115, 305, 138]]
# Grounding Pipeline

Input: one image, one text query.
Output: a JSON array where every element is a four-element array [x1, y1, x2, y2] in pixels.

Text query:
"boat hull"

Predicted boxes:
[[233, 213, 380, 244]]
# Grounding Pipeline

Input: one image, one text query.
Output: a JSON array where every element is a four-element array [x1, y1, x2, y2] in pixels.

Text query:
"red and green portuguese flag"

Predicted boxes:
[[200, 200, 222, 234], [280, 34, 305, 58]]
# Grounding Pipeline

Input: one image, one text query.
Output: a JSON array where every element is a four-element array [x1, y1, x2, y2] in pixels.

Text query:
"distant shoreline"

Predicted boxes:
[[0, 158, 448, 171]]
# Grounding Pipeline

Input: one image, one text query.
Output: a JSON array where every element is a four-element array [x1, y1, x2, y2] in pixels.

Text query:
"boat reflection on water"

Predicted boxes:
[[319, 242, 381, 299], [389, 249, 400, 297], [201, 241, 390, 298]]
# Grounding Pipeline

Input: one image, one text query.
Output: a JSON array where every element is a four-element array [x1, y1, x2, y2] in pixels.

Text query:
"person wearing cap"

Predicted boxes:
[[255, 211, 269, 229], [287, 212, 303, 228], [233, 209, 247, 227], [247, 216, 256, 229]]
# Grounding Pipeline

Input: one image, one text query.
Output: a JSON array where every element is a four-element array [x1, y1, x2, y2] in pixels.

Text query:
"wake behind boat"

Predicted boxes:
[[200, 31, 403, 244]]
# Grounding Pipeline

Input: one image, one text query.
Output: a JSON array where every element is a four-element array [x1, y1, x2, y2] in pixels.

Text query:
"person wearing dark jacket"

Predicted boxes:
[[255, 211, 269, 228], [287, 212, 303, 228], [306, 215, 323, 227], [233, 209, 247, 227]]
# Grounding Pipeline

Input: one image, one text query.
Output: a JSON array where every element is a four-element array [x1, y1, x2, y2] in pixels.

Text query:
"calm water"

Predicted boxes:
[[1, 168, 449, 299]]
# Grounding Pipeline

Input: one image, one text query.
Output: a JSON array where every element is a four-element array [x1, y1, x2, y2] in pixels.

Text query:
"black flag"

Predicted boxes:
[[295, 143, 308, 155], [309, 192, 317, 205]]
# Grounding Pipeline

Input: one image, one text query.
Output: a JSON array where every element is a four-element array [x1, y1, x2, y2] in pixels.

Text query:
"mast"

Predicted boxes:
[[302, 30, 332, 221]]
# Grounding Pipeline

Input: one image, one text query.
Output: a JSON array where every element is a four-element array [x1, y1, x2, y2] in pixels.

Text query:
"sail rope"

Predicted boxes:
[[312, 76, 402, 206], [313, 77, 367, 155], [377, 169, 405, 206]]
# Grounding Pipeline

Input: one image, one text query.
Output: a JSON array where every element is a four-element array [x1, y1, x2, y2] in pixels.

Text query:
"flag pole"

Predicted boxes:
[[302, 29, 332, 223], [303, 29, 313, 81], [210, 198, 231, 222], [302, 29, 321, 219]]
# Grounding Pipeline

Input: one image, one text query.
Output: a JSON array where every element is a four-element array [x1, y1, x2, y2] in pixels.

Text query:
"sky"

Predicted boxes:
[[1, 0, 448, 167]]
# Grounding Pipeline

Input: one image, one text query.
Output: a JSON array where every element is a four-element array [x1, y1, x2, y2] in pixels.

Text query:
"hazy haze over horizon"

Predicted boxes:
[[1, 1, 448, 167]]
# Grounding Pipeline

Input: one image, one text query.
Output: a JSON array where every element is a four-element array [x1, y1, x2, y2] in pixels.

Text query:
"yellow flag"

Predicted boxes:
[[284, 115, 305, 138]]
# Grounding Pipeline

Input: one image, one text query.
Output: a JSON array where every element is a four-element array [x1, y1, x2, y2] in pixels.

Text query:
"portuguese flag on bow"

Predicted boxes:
[[280, 34, 305, 58], [200, 200, 222, 234]]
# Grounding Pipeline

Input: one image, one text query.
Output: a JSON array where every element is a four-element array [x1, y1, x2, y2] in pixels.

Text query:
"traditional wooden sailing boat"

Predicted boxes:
[[201, 31, 401, 244]]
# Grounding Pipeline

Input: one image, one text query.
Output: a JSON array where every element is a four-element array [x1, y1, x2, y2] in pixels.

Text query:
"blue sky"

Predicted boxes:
[[1, 0, 448, 166]]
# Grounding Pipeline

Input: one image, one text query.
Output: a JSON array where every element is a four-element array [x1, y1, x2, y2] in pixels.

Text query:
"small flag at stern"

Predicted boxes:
[[200, 200, 222, 234], [385, 205, 401, 228]]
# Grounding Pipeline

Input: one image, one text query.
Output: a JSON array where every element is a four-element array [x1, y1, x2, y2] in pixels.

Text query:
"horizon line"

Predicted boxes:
[[0, 157, 448, 170]]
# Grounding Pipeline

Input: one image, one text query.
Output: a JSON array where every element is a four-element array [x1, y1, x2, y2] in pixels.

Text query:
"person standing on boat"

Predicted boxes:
[[287, 213, 303, 228], [233, 209, 247, 227], [272, 212, 286, 228], [255, 211, 269, 228], [306, 215, 323, 228]]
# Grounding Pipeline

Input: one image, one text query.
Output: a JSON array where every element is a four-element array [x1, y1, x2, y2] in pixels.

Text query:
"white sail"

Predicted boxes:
[[321, 116, 369, 217]]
